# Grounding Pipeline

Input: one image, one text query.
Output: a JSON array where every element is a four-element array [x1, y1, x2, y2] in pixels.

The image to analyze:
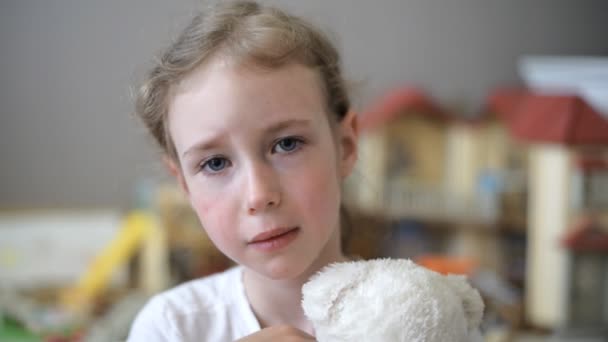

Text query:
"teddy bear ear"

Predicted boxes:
[[301, 261, 365, 322], [446, 274, 485, 332]]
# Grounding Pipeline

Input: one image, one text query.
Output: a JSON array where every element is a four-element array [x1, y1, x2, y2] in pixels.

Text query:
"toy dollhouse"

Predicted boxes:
[[350, 87, 527, 225], [350, 87, 447, 217], [487, 89, 608, 329], [560, 216, 608, 337], [349, 85, 608, 332]]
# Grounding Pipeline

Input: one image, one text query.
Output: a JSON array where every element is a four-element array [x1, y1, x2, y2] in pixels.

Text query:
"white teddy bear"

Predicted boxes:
[[302, 259, 484, 342]]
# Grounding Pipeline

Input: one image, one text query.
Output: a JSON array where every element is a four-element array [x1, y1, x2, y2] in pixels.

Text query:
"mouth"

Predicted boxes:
[[248, 226, 300, 252]]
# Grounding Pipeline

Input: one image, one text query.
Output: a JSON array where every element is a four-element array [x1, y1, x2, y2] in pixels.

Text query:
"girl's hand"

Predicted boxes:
[[236, 325, 315, 341]]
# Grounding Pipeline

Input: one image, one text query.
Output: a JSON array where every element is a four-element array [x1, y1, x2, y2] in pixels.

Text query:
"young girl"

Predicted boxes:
[[128, 1, 358, 341]]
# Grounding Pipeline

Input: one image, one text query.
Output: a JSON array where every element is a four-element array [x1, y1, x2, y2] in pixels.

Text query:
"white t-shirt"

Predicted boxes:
[[127, 266, 260, 342], [128, 266, 485, 342]]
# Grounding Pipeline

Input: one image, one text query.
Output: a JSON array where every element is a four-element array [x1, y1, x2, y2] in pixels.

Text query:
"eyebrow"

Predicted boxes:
[[182, 118, 313, 158]]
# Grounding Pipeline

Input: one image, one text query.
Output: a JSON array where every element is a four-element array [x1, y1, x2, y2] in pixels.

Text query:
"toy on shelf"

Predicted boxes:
[[487, 87, 608, 329], [558, 216, 608, 338], [60, 210, 165, 315], [351, 86, 525, 226]]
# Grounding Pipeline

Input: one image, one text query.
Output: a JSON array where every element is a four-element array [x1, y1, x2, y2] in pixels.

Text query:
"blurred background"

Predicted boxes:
[[1, 0, 608, 341]]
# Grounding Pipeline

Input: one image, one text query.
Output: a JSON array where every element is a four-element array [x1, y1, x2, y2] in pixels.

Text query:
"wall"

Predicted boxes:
[[1, 0, 607, 208]]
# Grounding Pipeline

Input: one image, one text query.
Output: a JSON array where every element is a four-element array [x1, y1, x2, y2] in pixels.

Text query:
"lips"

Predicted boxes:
[[249, 227, 298, 243], [248, 226, 300, 252]]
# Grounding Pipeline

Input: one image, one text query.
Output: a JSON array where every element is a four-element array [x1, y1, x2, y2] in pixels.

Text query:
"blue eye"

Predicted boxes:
[[273, 137, 303, 154], [201, 157, 229, 173]]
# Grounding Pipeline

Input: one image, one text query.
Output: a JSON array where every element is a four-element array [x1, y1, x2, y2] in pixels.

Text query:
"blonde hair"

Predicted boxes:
[[136, 0, 350, 161]]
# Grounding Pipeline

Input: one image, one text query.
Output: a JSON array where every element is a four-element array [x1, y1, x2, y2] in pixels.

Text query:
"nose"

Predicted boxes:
[[245, 161, 281, 215]]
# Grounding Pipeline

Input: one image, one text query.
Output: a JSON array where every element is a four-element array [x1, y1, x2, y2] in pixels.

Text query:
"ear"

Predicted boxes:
[[302, 261, 364, 323], [338, 110, 359, 179], [446, 274, 485, 333], [162, 155, 190, 196]]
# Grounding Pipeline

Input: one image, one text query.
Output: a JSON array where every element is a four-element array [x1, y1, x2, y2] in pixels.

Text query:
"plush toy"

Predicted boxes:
[[302, 259, 484, 342]]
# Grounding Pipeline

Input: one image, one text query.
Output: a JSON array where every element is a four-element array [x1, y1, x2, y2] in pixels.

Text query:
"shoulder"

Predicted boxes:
[[128, 266, 244, 342], [156, 266, 243, 314]]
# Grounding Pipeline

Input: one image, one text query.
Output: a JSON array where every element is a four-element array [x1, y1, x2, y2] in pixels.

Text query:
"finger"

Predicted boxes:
[[274, 325, 316, 339]]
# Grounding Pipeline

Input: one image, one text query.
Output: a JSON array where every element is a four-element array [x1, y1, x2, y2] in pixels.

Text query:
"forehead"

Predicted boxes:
[[168, 60, 330, 152], [173, 59, 326, 111]]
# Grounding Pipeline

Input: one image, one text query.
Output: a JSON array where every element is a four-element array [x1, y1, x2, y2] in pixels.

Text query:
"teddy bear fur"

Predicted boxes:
[[301, 258, 484, 342]]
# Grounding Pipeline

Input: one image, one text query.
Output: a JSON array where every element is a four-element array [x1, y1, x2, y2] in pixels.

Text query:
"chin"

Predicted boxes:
[[259, 256, 315, 281]]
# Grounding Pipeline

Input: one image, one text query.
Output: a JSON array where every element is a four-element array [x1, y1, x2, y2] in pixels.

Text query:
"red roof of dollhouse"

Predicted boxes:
[[486, 88, 608, 145], [562, 217, 608, 253], [359, 87, 448, 132]]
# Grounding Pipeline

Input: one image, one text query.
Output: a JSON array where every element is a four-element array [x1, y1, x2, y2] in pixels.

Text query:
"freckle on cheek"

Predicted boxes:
[[194, 201, 231, 236], [195, 204, 210, 216], [193, 196, 216, 216]]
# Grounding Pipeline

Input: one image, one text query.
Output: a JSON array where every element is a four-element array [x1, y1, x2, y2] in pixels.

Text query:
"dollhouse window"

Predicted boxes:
[[387, 142, 412, 180], [585, 170, 608, 210]]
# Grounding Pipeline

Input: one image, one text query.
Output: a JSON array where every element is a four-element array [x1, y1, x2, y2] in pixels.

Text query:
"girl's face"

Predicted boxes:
[[167, 60, 357, 280]]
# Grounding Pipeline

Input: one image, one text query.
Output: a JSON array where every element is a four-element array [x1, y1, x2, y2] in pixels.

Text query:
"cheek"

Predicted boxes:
[[189, 191, 238, 245], [295, 157, 341, 224]]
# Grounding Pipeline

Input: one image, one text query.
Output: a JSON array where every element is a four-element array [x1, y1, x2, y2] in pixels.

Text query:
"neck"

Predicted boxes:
[[242, 230, 348, 334]]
